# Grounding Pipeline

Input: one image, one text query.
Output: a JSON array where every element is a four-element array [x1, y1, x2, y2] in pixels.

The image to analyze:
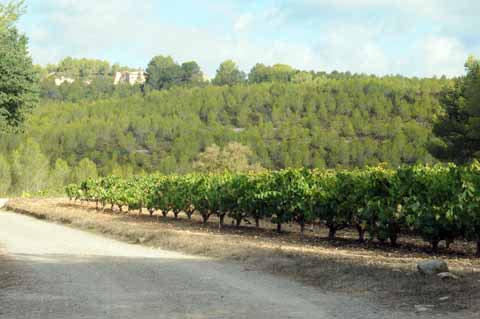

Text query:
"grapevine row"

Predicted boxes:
[[66, 163, 480, 257]]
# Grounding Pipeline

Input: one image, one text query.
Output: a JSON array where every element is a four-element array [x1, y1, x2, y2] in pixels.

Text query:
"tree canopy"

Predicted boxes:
[[248, 63, 296, 83], [193, 142, 263, 173], [145, 56, 206, 91], [212, 60, 246, 86], [431, 56, 480, 163], [0, 0, 38, 128], [0, 72, 450, 195], [0, 0, 24, 31]]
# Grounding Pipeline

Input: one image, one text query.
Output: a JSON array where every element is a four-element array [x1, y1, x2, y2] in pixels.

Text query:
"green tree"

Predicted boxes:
[[431, 56, 480, 163], [193, 142, 262, 173], [181, 61, 203, 84], [212, 60, 245, 86], [0, 0, 24, 31], [0, 1, 38, 128], [0, 155, 11, 194], [72, 158, 98, 183], [7, 66, 451, 172], [54, 57, 111, 78], [48, 158, 71, 192], [145, 55, 183, 90], [10, 138, 49, 193], [248, 63, 296, 83]]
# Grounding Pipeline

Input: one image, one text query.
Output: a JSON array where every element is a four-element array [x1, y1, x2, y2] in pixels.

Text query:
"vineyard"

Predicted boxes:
[[66, 162, 480, 257]]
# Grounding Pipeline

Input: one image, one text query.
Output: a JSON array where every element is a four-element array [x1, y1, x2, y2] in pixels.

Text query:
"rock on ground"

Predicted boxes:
[[417, 259, 449, 275]]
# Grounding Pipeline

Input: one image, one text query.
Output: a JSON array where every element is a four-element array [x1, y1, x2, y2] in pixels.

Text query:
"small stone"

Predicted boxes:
[[415, 305, 434, 312], [417, 259, 449, 275], [438, 296, 450, 301], [437, 272, 459, 280]]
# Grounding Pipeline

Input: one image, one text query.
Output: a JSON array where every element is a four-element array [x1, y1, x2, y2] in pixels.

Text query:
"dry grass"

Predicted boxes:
[[5, 198, 480, 315]]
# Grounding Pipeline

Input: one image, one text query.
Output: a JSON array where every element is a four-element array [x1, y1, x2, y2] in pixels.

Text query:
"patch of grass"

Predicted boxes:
[[4, 198, 480, 314]]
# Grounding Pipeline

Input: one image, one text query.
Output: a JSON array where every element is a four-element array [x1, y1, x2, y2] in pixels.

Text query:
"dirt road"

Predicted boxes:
[[0, 210, 452, 319]]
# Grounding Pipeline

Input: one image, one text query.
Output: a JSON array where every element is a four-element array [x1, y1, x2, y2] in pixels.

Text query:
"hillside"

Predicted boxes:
[[0, 74, 451, 193]]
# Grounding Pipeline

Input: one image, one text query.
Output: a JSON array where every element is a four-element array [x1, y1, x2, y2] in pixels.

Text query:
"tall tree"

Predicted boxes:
[[193, 142, 263, 173], [71, 158, 98, 183], [431, 56, 480, 163], [212, 60, 245, 86], [0, 0, 38, 128], [10, 138, 49, 193], [248, 63, 295, 83], [48, 158, 71, 192], [0, 0, 24, 31], [145, 55, 183, 90], [0, 155, 11, 195], [181, 61, 203, 84]]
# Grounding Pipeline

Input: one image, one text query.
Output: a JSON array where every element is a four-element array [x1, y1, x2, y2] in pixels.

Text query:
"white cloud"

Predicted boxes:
[[24, 0, 155, 58], [233, 14, 254, 33], [18, 0, 480, 78], [418, 36, 468, 77]]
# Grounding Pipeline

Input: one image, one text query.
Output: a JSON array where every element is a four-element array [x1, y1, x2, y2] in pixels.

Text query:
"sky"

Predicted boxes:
[[9, 0, 480, 78]]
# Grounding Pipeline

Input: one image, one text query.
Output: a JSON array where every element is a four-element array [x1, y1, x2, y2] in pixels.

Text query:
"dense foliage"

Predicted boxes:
[[0, 0, 24, 31], [67, 163, 480, 257], [39, 77, 142, 102], [3, 76, 447, 169], [38, 56, 135, 80], [431, 56, 480, 163], [145, 56, 204, 91], [212, 60, 246, 86], [0, 0, 38, 128]]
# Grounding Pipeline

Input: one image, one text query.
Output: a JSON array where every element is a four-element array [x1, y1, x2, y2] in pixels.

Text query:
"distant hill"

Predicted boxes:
[[0, 74, 451, 178]]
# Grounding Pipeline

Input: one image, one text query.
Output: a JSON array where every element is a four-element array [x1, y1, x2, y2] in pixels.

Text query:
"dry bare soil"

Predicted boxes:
[[4, 198, 480, 316]]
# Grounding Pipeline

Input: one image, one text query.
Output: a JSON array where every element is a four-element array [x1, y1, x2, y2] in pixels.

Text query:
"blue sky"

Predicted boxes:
[[9, 0, 480, 77]]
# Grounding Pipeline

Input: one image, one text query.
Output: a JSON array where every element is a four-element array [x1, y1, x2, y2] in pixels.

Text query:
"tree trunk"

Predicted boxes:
[[235, 217, 242, 227], [356, 224, 365, 243], [202, 213, 209, 224], [162, 211, 168, 218], [149, 209, 154, 216], [255, 217, 260, 229], [173, 212, 179, 220], [328, 227, 336, 240], [299, 220, 305, 236], [276, 223, 282, 233], [118, 205, 123, 213], [219, 214, 225, 229], [445, 239, 453, 249], [389, 233, 398, 247], [476, 241, 480, 258], [431, 240, 439, 252], [186, 211, 193, 220]]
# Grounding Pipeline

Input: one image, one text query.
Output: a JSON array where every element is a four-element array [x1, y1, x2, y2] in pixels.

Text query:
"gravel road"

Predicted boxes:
[[0, 210, 452, 319]]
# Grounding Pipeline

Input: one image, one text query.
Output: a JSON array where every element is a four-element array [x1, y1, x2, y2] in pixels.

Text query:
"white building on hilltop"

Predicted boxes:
[[114, 70, 146, 85]]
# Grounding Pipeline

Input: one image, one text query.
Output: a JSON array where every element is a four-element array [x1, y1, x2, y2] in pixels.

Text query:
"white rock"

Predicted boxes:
[[0, 198, 8, 208], [437, 272, 459, 280], [417, 259, 449, 275], [415, 305, 434, 312], [438, 296, 450, 301]]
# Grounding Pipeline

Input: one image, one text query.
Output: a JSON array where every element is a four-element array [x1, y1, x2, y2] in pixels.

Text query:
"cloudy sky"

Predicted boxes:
[[11, 0, 480, 77]]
